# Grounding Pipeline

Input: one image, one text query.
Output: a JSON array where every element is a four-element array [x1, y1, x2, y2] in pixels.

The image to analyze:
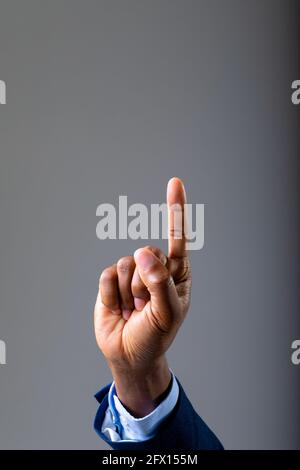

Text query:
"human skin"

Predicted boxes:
[[94, 178, 192, 417]]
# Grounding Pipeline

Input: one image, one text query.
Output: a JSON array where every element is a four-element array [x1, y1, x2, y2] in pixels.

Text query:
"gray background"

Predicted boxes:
[[0, 0, 299, 449]]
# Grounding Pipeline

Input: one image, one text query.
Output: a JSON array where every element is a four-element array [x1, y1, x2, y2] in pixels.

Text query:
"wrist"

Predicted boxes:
[[109, 356, 172, 418]]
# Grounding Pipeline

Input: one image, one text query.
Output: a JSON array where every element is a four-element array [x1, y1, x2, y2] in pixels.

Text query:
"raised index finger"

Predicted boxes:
[[167, 177, 187, 258]]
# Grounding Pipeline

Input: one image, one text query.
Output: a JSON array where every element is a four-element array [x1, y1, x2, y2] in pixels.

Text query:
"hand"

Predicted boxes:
[[94, 177, 192, 416]]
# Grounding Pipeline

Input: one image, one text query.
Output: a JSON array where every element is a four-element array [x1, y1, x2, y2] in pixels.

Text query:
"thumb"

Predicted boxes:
[[134, 248, 181, 328]]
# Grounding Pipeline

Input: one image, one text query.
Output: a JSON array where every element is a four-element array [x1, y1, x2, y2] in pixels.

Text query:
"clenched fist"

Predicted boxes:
[[94, 178, 191, 416]]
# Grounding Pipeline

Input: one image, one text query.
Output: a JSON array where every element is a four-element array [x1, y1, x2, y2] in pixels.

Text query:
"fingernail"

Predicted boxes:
[[134, 249, 156, 271], [134, 297, 146, 311]]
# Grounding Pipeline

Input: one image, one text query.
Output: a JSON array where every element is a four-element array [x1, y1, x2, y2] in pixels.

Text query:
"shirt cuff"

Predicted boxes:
[[101, 371, 179, 442]]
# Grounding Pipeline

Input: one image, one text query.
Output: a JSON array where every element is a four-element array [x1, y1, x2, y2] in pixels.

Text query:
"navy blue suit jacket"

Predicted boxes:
[[94, 380, 223, 450]]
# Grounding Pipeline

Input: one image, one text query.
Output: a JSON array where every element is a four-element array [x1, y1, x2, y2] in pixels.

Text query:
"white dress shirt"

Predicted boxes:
[[101, 372, 179, 442]]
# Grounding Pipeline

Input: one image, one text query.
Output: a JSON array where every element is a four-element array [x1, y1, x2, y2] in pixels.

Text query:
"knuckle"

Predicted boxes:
[[117, 256, 133, 274], [99, 266, 116, 284], [169, 256, 191, 282], [169, 227, 183, 239], [178, 257, 191, 281]]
